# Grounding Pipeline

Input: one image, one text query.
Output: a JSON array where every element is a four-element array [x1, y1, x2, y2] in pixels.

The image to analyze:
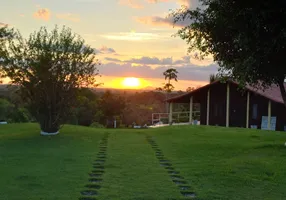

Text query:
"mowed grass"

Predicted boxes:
[[148, 126, 286, 200], [0, 124, 104, 200], [1, 124, 286, 200]]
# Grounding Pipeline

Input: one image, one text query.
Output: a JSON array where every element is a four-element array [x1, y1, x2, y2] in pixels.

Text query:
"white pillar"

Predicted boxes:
[[226, 82, 230, 127], [189, 96, 193, 124], [246, 91, 250, 128], [268, 100, 271, 130], [169, 102, 173, 124], [206, 89, 210, 125]]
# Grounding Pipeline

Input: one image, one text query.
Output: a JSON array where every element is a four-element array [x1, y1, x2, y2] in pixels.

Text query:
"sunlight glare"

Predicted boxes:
[[122, 77, 140, 88]]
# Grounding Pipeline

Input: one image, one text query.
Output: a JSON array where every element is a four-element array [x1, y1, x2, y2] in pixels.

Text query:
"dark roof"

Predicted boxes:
[[167, 80, 286, 104]]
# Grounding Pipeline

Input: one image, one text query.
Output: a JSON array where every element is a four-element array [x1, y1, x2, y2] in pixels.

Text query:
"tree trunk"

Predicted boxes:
[[278, 79, 286, 108], [39, 112, 60, 136], [165, 92, 169, 113]]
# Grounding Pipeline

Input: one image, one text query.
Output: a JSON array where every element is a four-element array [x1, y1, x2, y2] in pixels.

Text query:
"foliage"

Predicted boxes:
[[97, 90, 126, 125], [0, 98, 14, 120], [0, 97, 33, 122], [186, 86, 195, 92], [156, 68, 178, 93], [90, 122, 105, 128], [121, 91, 166, 126], [9, 107, 32, 123], [186, 85, 201, 92], [0, 26, 100, 133], [74, 88, 99, 126], [156, 68, 179, 113], [172, 1, 286, 105], [209, 74, 220, 83]]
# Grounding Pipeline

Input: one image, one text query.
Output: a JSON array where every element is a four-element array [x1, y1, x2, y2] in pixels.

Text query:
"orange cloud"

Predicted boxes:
[[101, 31, 170, 41], [33, 8, 51, 21], [118, 0, 144, 9], [0, 22, 8, 27], [56, 13, 80, 22], [147, 0, 169, 2]]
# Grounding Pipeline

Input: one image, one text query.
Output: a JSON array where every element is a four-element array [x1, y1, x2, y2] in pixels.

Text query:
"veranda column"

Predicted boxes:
[[226, 82, 230, 127], [246, 91, 250, 128], [206, 89, 210, 125], [189, 96, 193, 124], [169, 102, 173, 124], [268, 100, 272, 130]]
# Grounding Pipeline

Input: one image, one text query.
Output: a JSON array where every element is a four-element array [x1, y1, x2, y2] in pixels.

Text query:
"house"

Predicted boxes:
[[166, 80, 286, 131]]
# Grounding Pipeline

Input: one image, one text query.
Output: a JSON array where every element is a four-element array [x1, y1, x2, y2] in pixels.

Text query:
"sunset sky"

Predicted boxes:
[[0, 0, 218, 90]]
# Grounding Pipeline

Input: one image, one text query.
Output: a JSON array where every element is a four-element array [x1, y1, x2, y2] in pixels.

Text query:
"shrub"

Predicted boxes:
[[90, 122, 105, 128]]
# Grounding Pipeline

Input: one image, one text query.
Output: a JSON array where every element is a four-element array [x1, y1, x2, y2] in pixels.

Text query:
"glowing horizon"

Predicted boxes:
[[0, 0, 217, 90]]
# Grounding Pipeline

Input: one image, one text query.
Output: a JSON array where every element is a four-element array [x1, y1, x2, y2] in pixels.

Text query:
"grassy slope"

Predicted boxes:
[[148, 126, 286, 200], [0, 124, 104, 200], [1, 124, 286, 200], [99, 130, 181, 200]]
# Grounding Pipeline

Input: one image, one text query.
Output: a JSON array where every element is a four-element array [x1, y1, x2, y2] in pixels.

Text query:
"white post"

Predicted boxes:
[[226, 82, 230, 127], [268, 100, 271, 130], [169, 102, 173, 124], [246, 91, 250, 128], [207, 89, 210, 125], [189, 96, 193, 124]]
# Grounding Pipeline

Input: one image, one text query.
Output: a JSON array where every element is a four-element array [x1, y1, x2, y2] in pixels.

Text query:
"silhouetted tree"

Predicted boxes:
[[156, 68, 179, 112], [172, 0, 286, 106], [0, 26, 100, 135], [209, 74, 220, 83]]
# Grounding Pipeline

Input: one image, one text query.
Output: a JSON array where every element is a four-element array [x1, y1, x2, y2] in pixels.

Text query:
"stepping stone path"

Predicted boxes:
[[146, 135, 197, 199], [79, 133, 110, 200]]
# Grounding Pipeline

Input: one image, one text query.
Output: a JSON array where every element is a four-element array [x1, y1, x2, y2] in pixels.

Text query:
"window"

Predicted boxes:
[[252, 104, 258, 119]]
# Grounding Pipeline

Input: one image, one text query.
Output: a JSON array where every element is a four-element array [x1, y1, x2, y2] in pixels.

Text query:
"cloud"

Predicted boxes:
[[33, 8, 51, 21], [147, 0, 169, 3], [104, 55, 191, 65], [118, 0, 144, 9], [94, 46, 116, 54], [136, 15, 190, 27], [75, 0, 101, 2], [0, 22, 8, 27], [105, 57, 122, 62], [136, 0, 200, 27], [56, 13, 80, 22], [99, 62, 218, 81], [118, 0, 176, 9], [173, 55, 191, 64], [101, 31, 171, 41], [127, 56, 173, 65]]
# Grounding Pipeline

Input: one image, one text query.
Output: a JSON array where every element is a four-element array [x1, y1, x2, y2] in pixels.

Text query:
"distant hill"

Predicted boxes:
[[0, 84, 185, 96]]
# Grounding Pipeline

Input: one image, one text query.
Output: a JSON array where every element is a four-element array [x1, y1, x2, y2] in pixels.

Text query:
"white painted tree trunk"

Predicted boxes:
[[40, 130, 59, 136]]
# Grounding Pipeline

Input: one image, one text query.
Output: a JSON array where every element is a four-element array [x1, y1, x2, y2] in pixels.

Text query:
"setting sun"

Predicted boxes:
[[122, 77, 140, 88]]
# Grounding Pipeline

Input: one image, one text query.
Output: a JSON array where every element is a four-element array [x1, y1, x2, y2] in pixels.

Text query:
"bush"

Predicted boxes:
[[160, 117, 169, 124], [10, 107, 32, 123], [90, 122, 105, 128], [178, 116, 189, 123]]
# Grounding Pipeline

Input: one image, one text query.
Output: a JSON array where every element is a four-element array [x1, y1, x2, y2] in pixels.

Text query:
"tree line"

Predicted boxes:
[[0, 86, 169, 127]]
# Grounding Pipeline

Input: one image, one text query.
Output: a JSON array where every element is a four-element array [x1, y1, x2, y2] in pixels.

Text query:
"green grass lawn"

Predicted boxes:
[[0, 124, 286, 200]]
